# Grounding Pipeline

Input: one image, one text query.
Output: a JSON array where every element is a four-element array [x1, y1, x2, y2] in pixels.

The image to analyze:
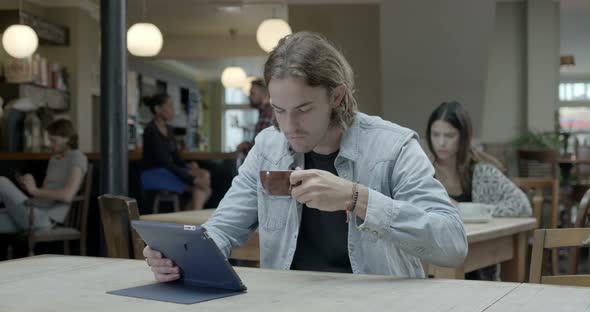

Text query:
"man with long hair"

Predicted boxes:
[[144, 32, 467, 279]]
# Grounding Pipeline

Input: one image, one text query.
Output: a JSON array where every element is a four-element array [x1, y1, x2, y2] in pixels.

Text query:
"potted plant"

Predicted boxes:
[[512, 130, 560, 151]]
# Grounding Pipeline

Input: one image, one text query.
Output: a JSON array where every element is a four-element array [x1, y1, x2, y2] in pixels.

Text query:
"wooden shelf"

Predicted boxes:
[[17, 82, 69, 93]]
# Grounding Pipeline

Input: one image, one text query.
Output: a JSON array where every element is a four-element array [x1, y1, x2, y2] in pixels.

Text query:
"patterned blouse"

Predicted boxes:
[[472, 162, 532, 217]]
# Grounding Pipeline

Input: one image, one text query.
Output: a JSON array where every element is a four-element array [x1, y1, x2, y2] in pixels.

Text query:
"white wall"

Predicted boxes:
[[288, 4, 382, 116], [73, 9, 100, 152], [526, 0, 560, 132], [380, 0, 560, 142], [159, 36, 264, 59], [40, 8, 100, 152], [380, 0, 496, 137], [560, 0, 590, 77], [481, 2, 527, 143], [1, 6, 101, 152]]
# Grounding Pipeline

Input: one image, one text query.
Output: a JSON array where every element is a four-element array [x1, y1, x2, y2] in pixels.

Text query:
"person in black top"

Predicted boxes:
[[142, 93, 211, 210]]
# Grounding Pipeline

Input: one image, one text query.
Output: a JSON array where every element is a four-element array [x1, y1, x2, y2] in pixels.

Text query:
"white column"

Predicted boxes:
[[526, 0, 560, 132]]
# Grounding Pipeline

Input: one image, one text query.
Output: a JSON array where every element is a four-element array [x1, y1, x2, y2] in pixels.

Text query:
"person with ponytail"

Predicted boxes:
[[142, 93, 211, 211]]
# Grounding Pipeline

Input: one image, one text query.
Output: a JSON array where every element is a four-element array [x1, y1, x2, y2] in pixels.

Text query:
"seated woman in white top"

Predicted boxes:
[[426, 101, 531, 216], [0, 119, 88, 233], [425, 101, 531, 280]]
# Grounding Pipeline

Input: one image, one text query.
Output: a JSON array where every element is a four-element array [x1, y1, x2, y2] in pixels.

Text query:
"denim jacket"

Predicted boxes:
[[204, 112, 467, 278]]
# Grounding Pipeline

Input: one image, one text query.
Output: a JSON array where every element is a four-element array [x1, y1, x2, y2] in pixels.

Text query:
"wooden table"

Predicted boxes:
[[141, 210, 216, 225], [427, 218, 537, 282], [142, 211, 536, 281], [1, 255, 588, 311]]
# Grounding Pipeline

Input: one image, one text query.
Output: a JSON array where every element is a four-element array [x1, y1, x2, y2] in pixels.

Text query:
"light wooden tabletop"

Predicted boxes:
[[463, 217, 537, 243], [141, 209, 214, 225], [0, 256, 587, 312], [485, 281, 590, 312]]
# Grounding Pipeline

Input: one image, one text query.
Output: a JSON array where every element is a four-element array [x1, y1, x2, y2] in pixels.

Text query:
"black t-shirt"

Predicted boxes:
[[290, 150, 353, 273]]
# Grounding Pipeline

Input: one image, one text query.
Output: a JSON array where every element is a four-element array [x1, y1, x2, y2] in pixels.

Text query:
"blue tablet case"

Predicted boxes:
[[107, 220, 247, 304]]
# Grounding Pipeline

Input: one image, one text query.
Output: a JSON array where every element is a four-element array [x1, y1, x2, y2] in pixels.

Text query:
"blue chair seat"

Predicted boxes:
[[141, 168, 186, 194]]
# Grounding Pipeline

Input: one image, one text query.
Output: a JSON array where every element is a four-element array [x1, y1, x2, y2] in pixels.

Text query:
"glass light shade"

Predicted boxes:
[[221, 66, 247, 88], [127, 23, 163, 57], [256, 18, 292, 52], [2, 24, 38, 58], [560, 55, 575, 67]]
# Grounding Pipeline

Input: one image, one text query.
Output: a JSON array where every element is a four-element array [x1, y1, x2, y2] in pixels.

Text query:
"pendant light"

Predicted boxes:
[[127, 0, 163, 57], [256, 6, 291, 53], [221, 28, 247, 88], [560, 55, 575, 67], [1, 0, 38, 58]]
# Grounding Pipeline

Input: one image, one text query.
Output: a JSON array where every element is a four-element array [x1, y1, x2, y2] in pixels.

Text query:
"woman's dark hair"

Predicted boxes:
[[46, 118, 78, 149], [143, 93, 170, 114], [426, 101, 503, 194]]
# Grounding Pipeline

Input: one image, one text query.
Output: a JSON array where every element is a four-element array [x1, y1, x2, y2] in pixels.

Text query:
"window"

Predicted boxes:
[[559, 106, 590, 155], [225, 87, 249, 105], [222, 88, 258, 152], [559, 82, 590, 102]]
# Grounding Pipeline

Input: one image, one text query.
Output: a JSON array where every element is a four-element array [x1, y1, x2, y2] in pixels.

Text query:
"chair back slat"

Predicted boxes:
[[127, 200, 145, 260], [78, 163, 93, 239], [530, 228, 590, 287], [513, 177, 559, 228], [99, 195, 145, 259], [567, 189, 590, 274], [541, 275, 590, 287]]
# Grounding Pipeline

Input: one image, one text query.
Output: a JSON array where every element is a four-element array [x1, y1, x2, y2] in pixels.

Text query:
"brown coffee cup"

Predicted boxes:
[[260, 170, 293, 196]]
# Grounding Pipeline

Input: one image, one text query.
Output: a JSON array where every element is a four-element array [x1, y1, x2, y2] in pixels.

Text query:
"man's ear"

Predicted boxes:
[[331, 85, 346, 108]]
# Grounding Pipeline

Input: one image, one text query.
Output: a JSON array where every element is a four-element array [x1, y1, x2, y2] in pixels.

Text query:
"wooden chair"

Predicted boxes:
[[574, 145, 590, 182], [568, 145, 590, 225], [530, 228, 590, 287], [512, 177, 560, 276], [567, 188, 590, 275], [517, 149, 558, 179], [98, 194, 144, 259], [513, 177, 559, 229], [27, 163, 94, 256]]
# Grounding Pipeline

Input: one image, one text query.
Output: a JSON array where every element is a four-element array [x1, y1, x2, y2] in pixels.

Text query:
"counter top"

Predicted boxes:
[[0, 151, 238, 161]]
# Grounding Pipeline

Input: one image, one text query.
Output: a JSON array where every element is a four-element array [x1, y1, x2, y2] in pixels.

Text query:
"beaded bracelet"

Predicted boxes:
[[346, 182, 359, 223]]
